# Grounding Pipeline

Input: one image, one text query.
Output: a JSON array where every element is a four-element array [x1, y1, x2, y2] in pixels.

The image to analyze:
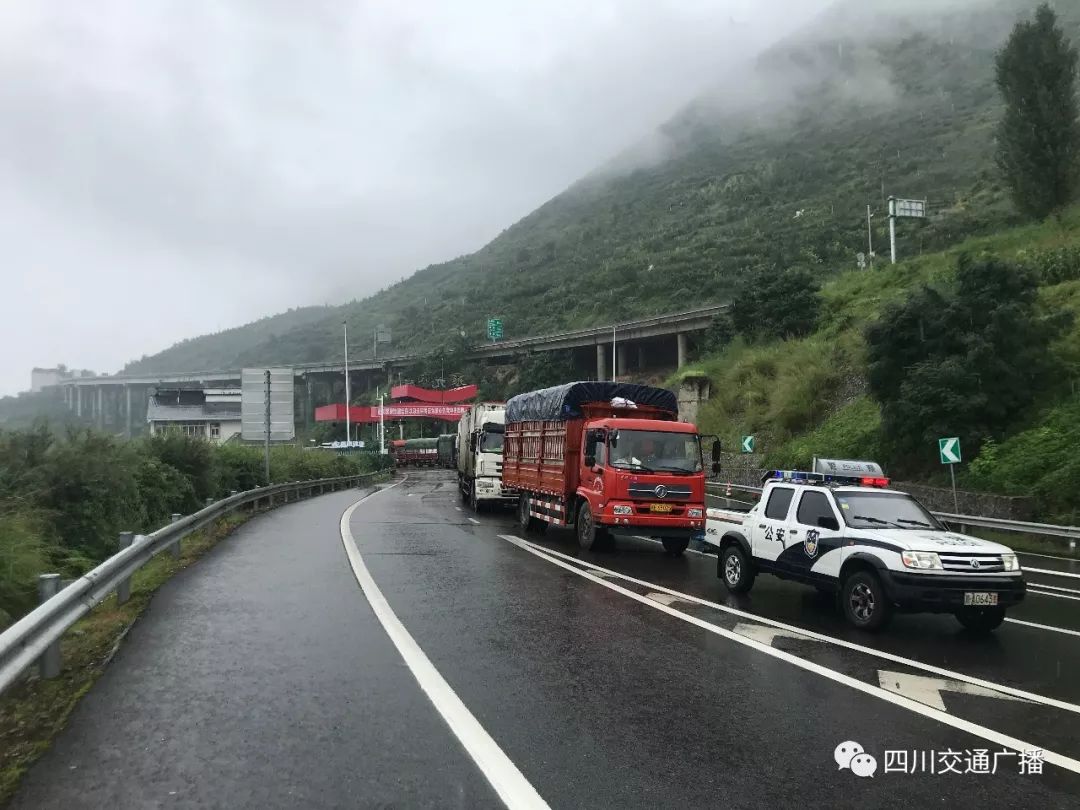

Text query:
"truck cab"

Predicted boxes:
[[457, 402, 514, 511], [579, 416, 707, 554], [708, 462, 1025, 633]]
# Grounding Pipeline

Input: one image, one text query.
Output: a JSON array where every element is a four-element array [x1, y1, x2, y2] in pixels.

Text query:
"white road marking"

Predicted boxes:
[[1005, 617, 1080, 638], [1024, 581, 1080, 595], [1025, 566, 1080, 581], [1018, 550, 1080, 563], [468, 517, 481, 525], [340, 491, 549, 810], [645, 592, 687, 606], [877, 671, 1033, 712], [499, 534, 1080, 774], [1027, 588, 1080, 602], [634, 536, 709, 556], [455, 506, 462, 511], [512, 539, 1080, 715], [732, 622, 823, 647]]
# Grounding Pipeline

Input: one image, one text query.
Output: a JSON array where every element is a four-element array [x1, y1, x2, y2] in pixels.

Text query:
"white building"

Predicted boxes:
[[146, 388, 242, 444], [30, 366, 96, 393]]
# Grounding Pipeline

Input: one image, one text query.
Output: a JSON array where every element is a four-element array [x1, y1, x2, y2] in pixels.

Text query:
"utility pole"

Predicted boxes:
[[866, 205, 875, 269], [612, 326, 617, 381], [343, 320, 351, 444], [263, 369, 271, 485], [378, 392, 386, 454], [888, 197, 897, 265]]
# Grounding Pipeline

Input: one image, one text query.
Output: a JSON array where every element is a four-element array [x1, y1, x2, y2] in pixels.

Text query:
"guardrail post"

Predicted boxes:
[[116, 531, 135, 604], [37, 574, 62, 679], [205, 496, 213, 508], [170, 513, 182, 559]]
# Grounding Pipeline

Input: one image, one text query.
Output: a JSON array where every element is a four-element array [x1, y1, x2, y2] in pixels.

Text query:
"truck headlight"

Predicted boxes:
[[687, 508, 703, 518], [612, 504, 633, 515], [1001, 554, 1020, 572], [901, 551, 943, 570]]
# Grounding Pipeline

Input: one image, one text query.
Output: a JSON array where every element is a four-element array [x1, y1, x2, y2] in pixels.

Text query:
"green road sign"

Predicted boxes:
[[939, 437, 961, 464], [487, 318, 503, 340], [740, 435, 755, 454]]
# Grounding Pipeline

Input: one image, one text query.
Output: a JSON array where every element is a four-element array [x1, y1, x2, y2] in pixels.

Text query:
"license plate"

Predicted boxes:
[[649, 503, 673, 513], [963, 592, 998, 606]]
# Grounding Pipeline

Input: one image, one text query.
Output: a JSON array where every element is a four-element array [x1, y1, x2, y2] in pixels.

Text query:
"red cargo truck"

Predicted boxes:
[[502, 382, 712, 554]]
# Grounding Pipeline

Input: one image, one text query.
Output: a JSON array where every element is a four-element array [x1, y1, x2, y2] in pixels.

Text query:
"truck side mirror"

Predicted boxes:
[[817, 516, 840, 531], [711, 439, 722, 462]]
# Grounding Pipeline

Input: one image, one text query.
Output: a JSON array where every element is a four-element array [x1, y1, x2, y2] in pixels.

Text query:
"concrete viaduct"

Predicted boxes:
[[55, 304, 724, 435]]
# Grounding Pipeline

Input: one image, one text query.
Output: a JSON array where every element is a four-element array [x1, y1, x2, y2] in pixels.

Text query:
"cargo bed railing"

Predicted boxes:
[[0, 472, 384, 697]]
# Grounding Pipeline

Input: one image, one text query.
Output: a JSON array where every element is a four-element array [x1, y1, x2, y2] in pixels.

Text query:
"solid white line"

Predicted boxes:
[[516, 539, 1080, 714], [1018, 550, 1080, 563], [1024, 581, 1080, 595], [1025, 566, 1080, 581], [1005, 618, 1080, 638], [468, 517, 481, 525], [499, 534, 1080, 774], [341, 492, 549, 810], [1028, 588, 1080, 602], [455, 506, 463, 511]]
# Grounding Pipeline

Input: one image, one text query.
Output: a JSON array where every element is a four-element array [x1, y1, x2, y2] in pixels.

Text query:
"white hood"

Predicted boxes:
[[856, 528, 1014, 555]]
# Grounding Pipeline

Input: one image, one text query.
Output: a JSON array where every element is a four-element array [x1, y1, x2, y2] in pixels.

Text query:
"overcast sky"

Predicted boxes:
[[0, 0, 824, 396]]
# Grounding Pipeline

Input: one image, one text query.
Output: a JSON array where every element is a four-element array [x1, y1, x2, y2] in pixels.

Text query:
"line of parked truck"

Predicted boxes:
[[417, 379, 1027, 634]]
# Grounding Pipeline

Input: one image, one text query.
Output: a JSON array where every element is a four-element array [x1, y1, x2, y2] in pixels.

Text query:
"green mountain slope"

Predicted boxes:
[[123, 0, 1080, 375]]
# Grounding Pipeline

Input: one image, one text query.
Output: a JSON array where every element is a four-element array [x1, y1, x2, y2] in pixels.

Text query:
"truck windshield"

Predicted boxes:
[[834, 491, 943, 530], [479, 428, 503, 454], [608, 430, 702, 474]]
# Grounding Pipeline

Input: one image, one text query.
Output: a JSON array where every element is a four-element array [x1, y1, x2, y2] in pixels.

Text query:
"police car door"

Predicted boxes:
[[779, 489, 844, 582], [753, 485, 796, 564]]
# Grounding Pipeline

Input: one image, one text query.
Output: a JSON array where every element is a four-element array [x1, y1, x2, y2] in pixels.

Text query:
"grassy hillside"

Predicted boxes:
[[676, 205, 1080, 520], [122, 0, 1080, 375]]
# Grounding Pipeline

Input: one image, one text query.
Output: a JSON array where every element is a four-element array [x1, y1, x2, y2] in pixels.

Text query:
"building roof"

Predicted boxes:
[[146, 401, 242, 423]]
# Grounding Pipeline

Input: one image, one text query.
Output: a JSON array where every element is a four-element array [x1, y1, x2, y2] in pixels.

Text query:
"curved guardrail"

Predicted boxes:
[[705, 481, 1080, 545], [0, 472, 383, 697]]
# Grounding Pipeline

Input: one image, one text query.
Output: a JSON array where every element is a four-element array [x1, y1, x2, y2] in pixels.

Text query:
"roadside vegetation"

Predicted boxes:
[[0, 427, 391, 627]]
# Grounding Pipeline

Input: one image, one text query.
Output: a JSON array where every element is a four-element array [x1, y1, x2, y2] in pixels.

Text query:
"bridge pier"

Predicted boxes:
[[596, 344, 607, 381], [125, 385, 132, 438], [637, 344, 645, 371], [616, 344, 628, 380], [76, 385, 82, 418], [96, 386, 104, 429], [677, 333, 688, 369]]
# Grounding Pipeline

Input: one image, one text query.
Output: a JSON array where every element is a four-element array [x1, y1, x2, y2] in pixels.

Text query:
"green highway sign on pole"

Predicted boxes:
[[939, 437, 961, 513], [939, 437, 961, 464], [740, 435, 755, 454], [487, 318, 503, 341]]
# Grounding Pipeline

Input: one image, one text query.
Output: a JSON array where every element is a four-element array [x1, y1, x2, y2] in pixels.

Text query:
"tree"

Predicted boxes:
[[730, 266, 819, 341], [865, 254, 1071, 455], [995, 3, 1080, 220]]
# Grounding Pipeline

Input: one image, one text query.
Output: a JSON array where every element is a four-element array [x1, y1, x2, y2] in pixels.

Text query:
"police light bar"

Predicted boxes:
[[762, 469, 890, 488]]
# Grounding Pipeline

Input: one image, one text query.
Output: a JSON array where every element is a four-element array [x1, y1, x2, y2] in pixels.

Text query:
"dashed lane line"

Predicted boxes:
[[499, 534, 1080, 775], [340, 487, 550, 810], [508, 538, 1080, 715]]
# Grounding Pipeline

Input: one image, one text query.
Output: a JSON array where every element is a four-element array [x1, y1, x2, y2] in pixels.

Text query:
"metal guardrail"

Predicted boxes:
[[0, 472, 383, 696], [705, 481, 1080, 547]]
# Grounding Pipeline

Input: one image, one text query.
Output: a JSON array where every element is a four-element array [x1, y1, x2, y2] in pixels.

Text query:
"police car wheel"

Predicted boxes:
[[841, 570, 892, 631], [955, 606, 1006, 634], [719, 545, 754, 593]]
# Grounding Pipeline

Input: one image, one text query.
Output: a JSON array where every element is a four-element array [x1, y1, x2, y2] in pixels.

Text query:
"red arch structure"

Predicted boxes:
[[314, 383, 476, 425]]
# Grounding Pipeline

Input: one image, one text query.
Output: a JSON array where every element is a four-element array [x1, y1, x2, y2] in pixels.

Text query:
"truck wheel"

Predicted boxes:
[[719, 545, 755, 593], [576, 502, 607, 551], [469, 484, 482, 513], [662, 537, 690, 556], [518, 494, 545, 533], [955, 606, 1006, 634], [841, 570, 892, 631]]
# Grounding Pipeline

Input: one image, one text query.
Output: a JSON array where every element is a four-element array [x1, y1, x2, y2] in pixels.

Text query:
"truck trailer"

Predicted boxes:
[[502, 381, 710, 554], [390, 437, 439, 467], [437, 433, 457, 469]]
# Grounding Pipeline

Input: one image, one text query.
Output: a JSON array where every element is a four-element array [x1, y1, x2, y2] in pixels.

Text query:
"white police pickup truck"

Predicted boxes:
[[706, 460, 1026, 632]]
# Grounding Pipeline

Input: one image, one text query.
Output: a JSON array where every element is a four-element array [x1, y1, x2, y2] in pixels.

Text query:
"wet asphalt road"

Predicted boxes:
[[12, 470, 1080, 808]]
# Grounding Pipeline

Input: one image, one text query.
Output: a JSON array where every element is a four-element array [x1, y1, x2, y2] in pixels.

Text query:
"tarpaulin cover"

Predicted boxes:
[[505, 381, 678, 422]]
